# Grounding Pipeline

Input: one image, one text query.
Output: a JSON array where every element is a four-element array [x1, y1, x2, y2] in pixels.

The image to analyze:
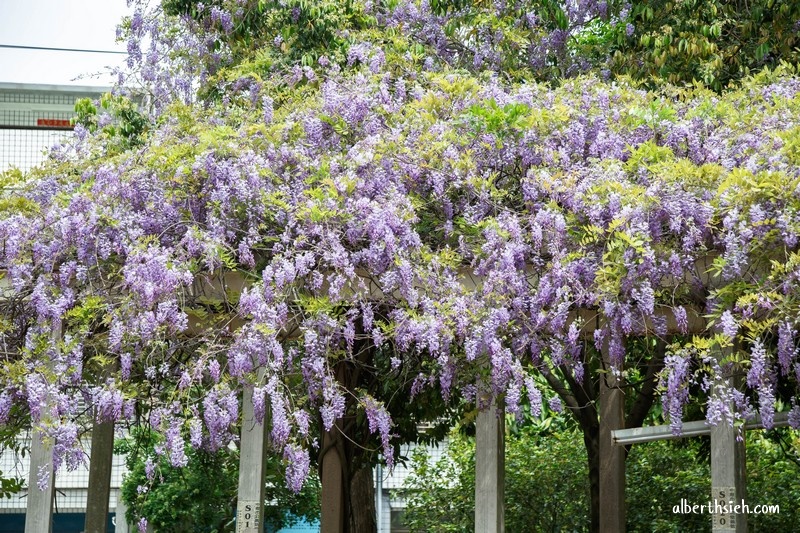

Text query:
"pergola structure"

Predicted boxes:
[[4, 86, 791, 533], [15, 263, 783, 533]]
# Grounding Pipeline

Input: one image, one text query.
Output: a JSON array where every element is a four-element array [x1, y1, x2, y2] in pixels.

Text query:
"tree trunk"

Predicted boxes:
[[349, 465, 376, 533], [320, 339, 379, 533], [583, 421, 600, 533], [319, 432, 377, 533], [84, 420, 115, 533], [320, 430, 346, 533]]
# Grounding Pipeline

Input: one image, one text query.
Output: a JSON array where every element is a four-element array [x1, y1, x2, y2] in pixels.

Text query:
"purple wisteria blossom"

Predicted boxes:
[[283, 445, 310, 494], [661, 350, 693, 435], [363, 395, 394, 466], [718, 311, 738, 340]]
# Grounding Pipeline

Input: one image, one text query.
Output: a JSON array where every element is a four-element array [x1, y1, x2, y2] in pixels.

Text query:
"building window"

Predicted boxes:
[[390, 508, 410, 533]]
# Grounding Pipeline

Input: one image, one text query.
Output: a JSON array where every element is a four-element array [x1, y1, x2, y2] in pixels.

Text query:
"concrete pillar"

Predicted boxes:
[[599, 342, 625, 533], [25, 429, 54, 533], [475, 398, 504, 533], [115, 490, 130, 533], [375, 462, 383, 533], [710, 347, 747, 533], [235, 384, 269, 533], [25, 324, 60, 533]]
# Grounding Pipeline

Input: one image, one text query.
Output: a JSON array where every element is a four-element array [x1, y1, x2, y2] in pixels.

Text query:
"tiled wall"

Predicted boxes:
[[0, 436, 128, 514]]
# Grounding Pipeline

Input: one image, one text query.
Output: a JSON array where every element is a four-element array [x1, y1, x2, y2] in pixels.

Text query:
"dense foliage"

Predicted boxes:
[[405, 418, 589, 532], [117, 429, 320, 532], [613, 0, 800, 90], [2, 2, 800, 529], [404, 423, 800, 532], [119, 432, 239, 532]]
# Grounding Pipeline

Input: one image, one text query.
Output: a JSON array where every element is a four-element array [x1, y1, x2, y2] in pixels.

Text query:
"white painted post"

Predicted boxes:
[[475, 398, 504, 533], [710, 346, 747, 533], [376, 461, 383, 533], [25, 323, 60, 533], [115, 489, 130, 533], [235, 384, 269, 533], [25, 430, 54, 533]]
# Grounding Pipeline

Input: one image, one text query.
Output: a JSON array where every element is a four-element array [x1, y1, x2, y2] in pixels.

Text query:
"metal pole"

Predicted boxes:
[[612, 412, 789, 446]]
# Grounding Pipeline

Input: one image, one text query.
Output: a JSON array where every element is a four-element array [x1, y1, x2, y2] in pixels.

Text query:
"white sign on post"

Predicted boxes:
[[236, 500, 261, 532], [711, 486, 737, 532]]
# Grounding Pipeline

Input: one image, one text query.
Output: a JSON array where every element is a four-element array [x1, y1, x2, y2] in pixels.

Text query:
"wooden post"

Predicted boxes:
[[84, 419, 115, 533], [475, 398, 504, 533], [235, 384, 269, 533], [320, 430, 345, 533], [599, 341, 625, 533], [710, 346, 747, 533]]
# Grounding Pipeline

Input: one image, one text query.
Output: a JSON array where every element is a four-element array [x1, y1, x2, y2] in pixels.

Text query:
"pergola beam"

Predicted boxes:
[[612, 412, 790, 446]]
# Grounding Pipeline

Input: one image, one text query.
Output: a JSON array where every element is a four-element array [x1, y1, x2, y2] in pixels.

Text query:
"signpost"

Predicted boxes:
[[235, 384, 269, 533]]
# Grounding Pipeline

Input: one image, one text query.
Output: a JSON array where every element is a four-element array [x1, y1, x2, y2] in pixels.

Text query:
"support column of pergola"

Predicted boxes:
[[235, 382, 270, 533], [84, 419, 116, 533], [84, 361, 118, 533], [475, 398, 505, 533], [709, 345, 747, 533], [25, 324, 60, 533], [25, 430, 55, 533], [599, 340, 625, 533]]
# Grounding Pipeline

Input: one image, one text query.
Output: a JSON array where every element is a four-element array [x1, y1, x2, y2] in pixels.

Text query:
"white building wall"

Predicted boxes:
[[0, 82, 108, 172], [0, 435, 128, 515], [376, 440, 449, 532]]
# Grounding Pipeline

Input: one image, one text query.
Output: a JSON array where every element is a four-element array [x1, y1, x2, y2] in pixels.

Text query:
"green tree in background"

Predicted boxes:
[[611, 0, 800, 90], [118, 429, 320, 532], [404, 416, 589, 533], [404, 423, 800, 532]]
